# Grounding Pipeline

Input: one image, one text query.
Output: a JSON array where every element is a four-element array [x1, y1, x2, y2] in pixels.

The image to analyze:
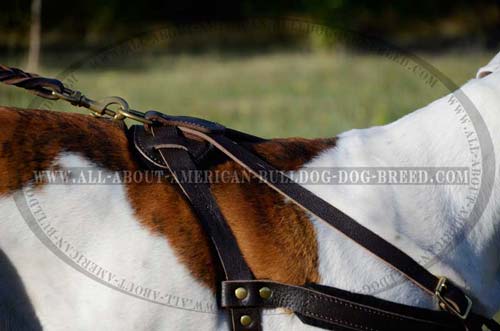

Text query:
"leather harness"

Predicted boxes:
[[1, 65, 499, 331]]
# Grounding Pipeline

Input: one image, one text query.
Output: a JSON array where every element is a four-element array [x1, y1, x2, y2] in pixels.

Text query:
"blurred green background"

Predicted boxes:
[[0, 0, 499, 321], [1, 49, 495, 138], [1, 1, 499, 138]]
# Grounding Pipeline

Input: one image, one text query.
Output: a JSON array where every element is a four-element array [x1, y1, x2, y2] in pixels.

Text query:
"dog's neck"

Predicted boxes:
[[299, 71, 500, 316]]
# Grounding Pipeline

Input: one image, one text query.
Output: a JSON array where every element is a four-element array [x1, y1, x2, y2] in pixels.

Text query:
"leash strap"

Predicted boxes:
[[0, 64, 64, 99]]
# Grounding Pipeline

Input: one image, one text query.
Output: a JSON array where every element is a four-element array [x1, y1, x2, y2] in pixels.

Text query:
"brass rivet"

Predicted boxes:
[[234, 287, 248, 300], [259, 287, 272, 300], [240, 315, 252, 326]]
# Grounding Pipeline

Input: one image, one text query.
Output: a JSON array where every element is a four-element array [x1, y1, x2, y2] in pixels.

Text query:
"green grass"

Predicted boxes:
[[0, 50, 494, 139]]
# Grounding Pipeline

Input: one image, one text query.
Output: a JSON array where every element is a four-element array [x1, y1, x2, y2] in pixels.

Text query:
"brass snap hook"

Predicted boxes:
[[91, 96, 152, 124]]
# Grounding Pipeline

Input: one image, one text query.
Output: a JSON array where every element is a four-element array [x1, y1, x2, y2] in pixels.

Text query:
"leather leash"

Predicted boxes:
[[1, 65, 499, 331]]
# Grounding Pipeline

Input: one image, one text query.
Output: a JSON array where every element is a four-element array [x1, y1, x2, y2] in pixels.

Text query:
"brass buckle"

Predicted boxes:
[[435, 277, 472, 320]]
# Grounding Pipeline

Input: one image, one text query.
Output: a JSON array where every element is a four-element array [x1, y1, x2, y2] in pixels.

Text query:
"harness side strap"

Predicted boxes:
[[221, 280, 465, 331], [176, 126, 475, 322], [151, 126, 262, 331]]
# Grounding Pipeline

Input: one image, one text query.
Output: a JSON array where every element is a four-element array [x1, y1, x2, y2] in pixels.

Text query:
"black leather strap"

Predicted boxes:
[[222, 280, 464, 331], [132, 125, 213, 169], [132, 118, 500, 331], [179, 129, 473, 317], [144, 111, 267, 144], [149, 126, 262, 331]]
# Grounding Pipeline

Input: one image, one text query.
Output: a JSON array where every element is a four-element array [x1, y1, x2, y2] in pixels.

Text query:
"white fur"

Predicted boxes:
[[296, 54, 500, 317], [1, 53, 500, 330], [0, 154, 221, 330]]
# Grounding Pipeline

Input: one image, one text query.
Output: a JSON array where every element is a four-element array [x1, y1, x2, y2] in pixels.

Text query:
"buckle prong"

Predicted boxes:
[[435, 277, 472, 320]]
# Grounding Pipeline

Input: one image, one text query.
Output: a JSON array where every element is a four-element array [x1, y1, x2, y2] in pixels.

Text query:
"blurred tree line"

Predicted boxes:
[[1, 0, 499, 51]]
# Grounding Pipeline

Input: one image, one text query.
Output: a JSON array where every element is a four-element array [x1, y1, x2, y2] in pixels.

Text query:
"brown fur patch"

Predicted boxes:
[[0, 107, 134, 195], [0, 107, 336, 289]]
